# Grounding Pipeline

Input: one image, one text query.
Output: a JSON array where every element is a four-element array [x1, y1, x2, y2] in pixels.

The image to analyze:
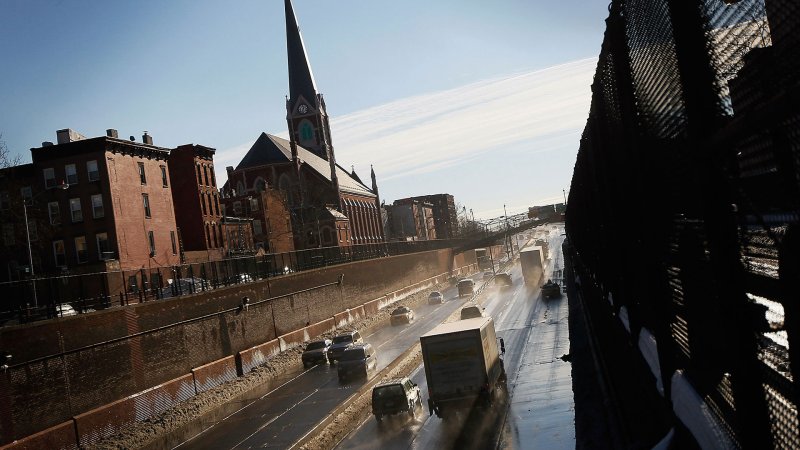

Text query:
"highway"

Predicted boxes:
[[177, 270, 480, 449], [337, 224, 572, 449]]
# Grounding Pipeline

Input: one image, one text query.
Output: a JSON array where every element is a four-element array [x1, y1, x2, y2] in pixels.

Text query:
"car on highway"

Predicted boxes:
[[542, 279, 561, 299], [372, 377, 422, 422], [390, 306, 414, 325], [460, 304, 485, 320], [427, 291, 444, 304], [483, 271, 494, 280], [457, 278, 475, 298], [327, 330, 363, 364], [301, 339, 332, 368], [55, 303, 76, 317], [337, 343, 377, 381], [495, 272, 513, 287]]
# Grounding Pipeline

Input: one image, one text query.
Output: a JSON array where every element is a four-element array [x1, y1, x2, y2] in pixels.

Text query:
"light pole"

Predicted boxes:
[[24, 182, 69, 309]]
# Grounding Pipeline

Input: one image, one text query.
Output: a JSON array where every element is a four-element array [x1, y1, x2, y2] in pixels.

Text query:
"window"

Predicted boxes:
[[170, 231, 177, 255], [138, 162, 147, 184], [250, 197, 260, 212], [96, 233, 111, 260], [75, 236, 88, 263], [48, 202, 60, 225], [161, 165, 168, 187], [196, 164, 203, 185], [148, 231, 156, 256], [2, 224, 13, 245], [87, 160, 100, 181], [53, 240, 66, 266], [27, 220, 37, 241], [0, 191, 9, 211], [44, 168, 56, 188], [201, 193, 207, 216], [65, 164, 78, 185], [203, 165, 209, 186], [20, 186, 32, 204], [233, 201, 242, 215], [210, 168, 216, 187], [69, 198, 83, 222], [142, 194, 151, 218], [91, 194, 104, 218], [253, 219, 262, 235]]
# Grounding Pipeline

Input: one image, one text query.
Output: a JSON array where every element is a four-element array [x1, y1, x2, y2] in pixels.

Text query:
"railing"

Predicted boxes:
[[0, 239, 462, 326], [567, 1, 799, 448]]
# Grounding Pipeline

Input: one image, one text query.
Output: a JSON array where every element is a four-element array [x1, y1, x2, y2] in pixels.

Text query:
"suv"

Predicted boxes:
[[372, 377, 422, 422], [327, 331, 363, 364], [457, 279, 475, 298], [301, 339, 332, 368], [460, 304, 485, 320], [337, 343, 377, 381]]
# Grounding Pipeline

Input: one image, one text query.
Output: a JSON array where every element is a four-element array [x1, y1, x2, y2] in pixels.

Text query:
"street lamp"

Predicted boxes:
[[24, 181, 69, 308]]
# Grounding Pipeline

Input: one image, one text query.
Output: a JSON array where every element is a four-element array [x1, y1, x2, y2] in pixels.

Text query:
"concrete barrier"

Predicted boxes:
[[278, 329, 307, 352], [0, 421, 77, 450], [72, 374, 196, 448], [305, 318, 335, 339], [238, 339, 281, 374], [192, 356, 237, 394]]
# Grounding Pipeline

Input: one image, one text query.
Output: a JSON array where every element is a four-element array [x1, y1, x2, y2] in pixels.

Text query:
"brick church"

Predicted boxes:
[[223, 0, 384, 250]]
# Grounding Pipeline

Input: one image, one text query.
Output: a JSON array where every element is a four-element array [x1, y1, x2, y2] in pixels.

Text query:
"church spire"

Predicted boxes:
[[285, 0, 318, 107]]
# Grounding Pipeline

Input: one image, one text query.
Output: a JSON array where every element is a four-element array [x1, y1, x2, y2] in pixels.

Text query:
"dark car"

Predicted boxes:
[[460, 304, 485, 320], [372, 377, 421, 422], [327, 331, 363, 364], [337, 343, 377, 381], [390, 306, 414, 325], [457, 278, 475, 297], [427, 291, 444, 304], [301, 339, 332, 368], [542, 279, 561, 299], [495, 272, 513, 287]]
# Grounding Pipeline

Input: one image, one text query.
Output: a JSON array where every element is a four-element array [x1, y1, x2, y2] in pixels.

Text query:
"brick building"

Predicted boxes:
[[220, 187, 295, 254], [393, 194, 458, 239], [384, 199, 437, 241], [168, 144, 225, 263], [222, 0, 384, 250], [0, 129, 181, 304]]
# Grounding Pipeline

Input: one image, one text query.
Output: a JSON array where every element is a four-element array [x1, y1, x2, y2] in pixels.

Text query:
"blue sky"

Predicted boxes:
[[0, 0, 609, 218]]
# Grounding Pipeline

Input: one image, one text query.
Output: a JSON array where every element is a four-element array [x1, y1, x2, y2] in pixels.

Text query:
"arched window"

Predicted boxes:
[[322, 227, 333, 245], [254, 177, 267, 193], [236, 181, 245, 195], [298, 119, 315, 146]]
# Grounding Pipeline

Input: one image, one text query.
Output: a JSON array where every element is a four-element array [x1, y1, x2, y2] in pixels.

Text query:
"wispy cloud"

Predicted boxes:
[[217, 57, 596, 197]]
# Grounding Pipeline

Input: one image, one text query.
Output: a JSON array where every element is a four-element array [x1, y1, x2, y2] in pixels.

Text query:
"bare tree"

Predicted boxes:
[[0, 133, 21, 169]]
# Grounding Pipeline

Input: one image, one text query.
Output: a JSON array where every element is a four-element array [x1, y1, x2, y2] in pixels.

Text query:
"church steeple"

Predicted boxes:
[[285, 0, 318, 109], [284, 0, 340, 208]]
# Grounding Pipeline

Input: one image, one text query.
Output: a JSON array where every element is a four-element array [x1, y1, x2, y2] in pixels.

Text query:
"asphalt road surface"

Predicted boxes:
[[338, 225, 573, 449]]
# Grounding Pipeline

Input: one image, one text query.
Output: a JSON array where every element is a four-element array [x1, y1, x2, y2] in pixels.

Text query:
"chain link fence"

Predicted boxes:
[[566, 0, 798, 447]]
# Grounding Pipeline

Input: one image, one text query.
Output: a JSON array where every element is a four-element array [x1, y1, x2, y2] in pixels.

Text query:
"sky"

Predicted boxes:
[[0, 0, 609, 219]]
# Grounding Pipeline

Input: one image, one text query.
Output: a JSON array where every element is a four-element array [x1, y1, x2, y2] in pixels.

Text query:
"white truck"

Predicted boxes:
[[420, 317, 505, 420], [520, 246, 544, 287]]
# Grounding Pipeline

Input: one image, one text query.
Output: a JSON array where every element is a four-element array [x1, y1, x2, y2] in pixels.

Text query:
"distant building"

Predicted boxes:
[[168, 144, 225, 263], [220, 216, 256, 256], [385, 199, 437, 241], [222, 0, 384, 250], [0, 129, 181, 299], [393, 194, 457, 239]]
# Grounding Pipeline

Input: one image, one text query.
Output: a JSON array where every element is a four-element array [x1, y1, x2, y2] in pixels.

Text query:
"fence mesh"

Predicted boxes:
[[566, 0, 799, 447]]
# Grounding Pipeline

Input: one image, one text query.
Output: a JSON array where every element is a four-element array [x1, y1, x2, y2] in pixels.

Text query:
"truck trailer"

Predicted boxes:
[[520, 246, 544, 286], [420, 317, 505, 419]]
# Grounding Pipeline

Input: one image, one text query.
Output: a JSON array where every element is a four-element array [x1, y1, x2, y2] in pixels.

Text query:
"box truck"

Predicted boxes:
[[520, 247, 544, 286], [420, 317, 505, 419]]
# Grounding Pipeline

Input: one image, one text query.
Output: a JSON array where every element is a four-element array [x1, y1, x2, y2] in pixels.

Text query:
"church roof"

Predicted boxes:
[[235, 133, 375, 197], [285, 0, 318, 108]]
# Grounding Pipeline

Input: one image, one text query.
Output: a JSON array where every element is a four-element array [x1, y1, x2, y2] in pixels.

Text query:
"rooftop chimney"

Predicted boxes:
[[130, 136, 136, 141], [142, 132, 153, 145], [106, 129, 118, 138], [56, 128, 87, 144], [42, 141, 54, 147]]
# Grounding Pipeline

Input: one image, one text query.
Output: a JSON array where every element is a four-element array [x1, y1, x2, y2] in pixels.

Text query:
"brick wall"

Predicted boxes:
[[0, 247, 476, 443]]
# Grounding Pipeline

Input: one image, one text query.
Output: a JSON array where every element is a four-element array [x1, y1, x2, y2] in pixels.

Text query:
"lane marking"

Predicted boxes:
[[230, 388, 320, 450]]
